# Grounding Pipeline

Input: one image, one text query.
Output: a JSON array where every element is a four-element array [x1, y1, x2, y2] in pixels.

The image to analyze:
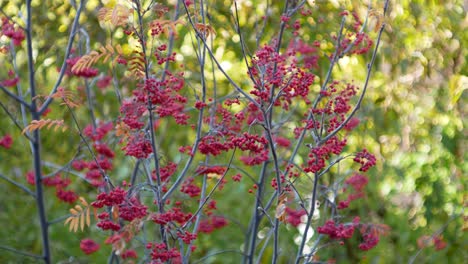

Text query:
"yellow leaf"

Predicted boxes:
[[112, 205, 119, 220], [80, 211, 85, 231], [75, 205, 83, 212], [275, 193, 289, 222], [103, 54, 111, 64], [448, 75, 467, 107], [22, 119, 66, 134], [207, 172, 222, 179], [275, 203, 286, 220], [73, 218, 79, 232], [194, 23, 216, 38], [64, 217, 73, 225], [106, 43, 115, 53], [79, 197, 88, 207], [116, 44, 123, 55], [69, 218, 76, 232], [93, 207, 99, 221], [86, 208, 91, 227], [46, 121, 54, 129], [65, 198, 94, 232], [98, 5, 131, 28]]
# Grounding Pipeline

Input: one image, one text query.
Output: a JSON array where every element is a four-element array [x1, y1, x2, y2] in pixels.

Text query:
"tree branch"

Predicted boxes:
[[38, 0, 85, 115], [0, 85, 31, 110], [0, 173, 35, 197]]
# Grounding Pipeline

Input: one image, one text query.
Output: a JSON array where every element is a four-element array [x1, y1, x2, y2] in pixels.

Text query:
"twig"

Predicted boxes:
[[294, 172, 319, 263], [0, 173, 36, 197], [0, 85, 31, 109], [182, 149, 237, 229], [181, 0, 261, 109], [245, 160, 269, 263], [0, 245, 43, 260], [408, 213, 461, 264], [38, 0, 85, 115], [25, 0, 51, 262], [318, 7, 388, 145], [295, 1, 390, 262], [0, 101, 33, 142]]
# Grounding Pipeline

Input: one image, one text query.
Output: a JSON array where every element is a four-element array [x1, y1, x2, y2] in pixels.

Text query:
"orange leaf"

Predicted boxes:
[[86, 208, 91, 227], [275, 193, 288, 222], [73, 218, 79, 232], [22, 119, 67, 134], [79, 197, 88, 207], [65, 198, 93, 232], [93, 207, 99, 221], [98, 5, 132, 27], [69, 218, 77, 232], [64, 217, 73, 226], [74, 205, 83, 212], [80, 211, 85, 231], [194, 23, 216, 38], [112, 205, 119, 220]]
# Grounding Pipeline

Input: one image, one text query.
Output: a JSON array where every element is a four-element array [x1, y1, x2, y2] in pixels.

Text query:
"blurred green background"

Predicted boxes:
[[0, 0, 466, 263]]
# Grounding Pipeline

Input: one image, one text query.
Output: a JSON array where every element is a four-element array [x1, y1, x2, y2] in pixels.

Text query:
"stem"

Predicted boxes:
[[295, 173, 318, 263], [133, 0, 168, 247], [181, 1, 260, 109], [183, 2, 211, 259], [295, 1, 391, 262], [0, 245, 43, 260], [319, 10, 388, 145], [408, 213, 460, 264], [0, 85, 31, 109], [244, 161, 268, 264], [262, 120, 283, 264], [0, 173, 35, 197], [183, 150, 236, 229], [311, 16, 347, 111], [244, 1, 301, 262], [25, 1, 51, 262], [38, 0, 84, 115], [0, 101, 34, 142]]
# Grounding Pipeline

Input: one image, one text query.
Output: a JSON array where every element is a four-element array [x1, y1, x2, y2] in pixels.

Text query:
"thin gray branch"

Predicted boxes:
[[0, 245, 42, 260], [0, 173, 36, 197]]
